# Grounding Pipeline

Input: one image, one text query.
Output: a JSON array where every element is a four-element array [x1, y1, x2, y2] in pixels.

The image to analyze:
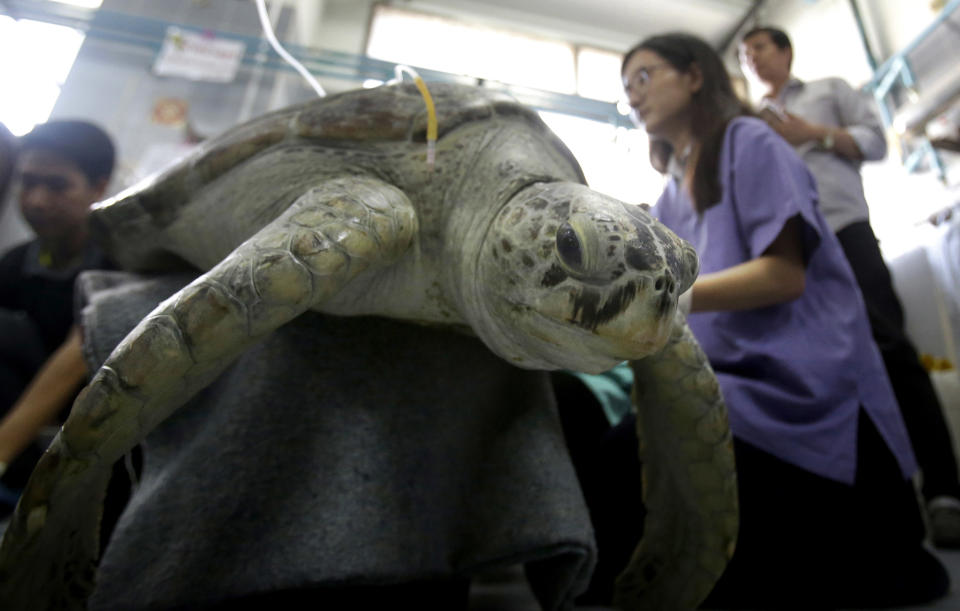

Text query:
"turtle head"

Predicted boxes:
[[472, 182, 698, 373]]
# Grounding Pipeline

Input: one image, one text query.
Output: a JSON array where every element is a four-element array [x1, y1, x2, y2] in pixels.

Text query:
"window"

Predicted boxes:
[[367, 6, 655, 206], [367, 5, 577, 94], [539, 112, 665, 207], [576, 47, 624, 103], [0, 16, 86, 135], [367, 5, 625, 102]]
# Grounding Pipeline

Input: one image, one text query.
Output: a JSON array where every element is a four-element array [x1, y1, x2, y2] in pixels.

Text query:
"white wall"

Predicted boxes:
[[747, 0, 872, 91], [312, 0, 376, 56], [51, 0, 322, 181]]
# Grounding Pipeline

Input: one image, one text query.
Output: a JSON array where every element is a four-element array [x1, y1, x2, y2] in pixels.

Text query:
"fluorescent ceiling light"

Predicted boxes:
[[0, 16, 85, 135], [50, 0, 103, 8]]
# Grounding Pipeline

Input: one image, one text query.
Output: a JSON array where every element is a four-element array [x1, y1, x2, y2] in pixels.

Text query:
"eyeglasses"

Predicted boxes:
[[623, 64, 670, 95], [19, 172, 72, 194]]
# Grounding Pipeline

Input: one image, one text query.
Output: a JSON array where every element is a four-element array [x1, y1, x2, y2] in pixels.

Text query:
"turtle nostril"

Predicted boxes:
[[655, 275, 665, 291]]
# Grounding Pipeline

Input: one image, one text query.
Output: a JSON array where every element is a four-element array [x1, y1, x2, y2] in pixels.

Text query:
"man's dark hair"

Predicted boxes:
[[622, 32, 753, 212], [742, 26, 792, 52], [20, 120, 115, 184]]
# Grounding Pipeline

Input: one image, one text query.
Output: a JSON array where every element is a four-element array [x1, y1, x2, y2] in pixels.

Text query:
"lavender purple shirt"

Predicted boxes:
[[653, 117, 915, 484]]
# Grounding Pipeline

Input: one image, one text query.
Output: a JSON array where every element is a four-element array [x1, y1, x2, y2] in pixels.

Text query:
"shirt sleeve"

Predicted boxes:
[[831, 78, 887, 162], [650, 177, 680, 224], [727, 119, 823, 263], [0, 244, 27, 309]]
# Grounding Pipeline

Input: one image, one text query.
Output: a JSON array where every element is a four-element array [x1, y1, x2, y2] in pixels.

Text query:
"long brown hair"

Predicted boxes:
[[623, 33, 752, 212]]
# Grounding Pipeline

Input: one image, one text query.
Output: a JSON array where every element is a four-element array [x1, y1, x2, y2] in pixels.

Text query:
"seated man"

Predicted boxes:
[[0, 120, 115, 502]]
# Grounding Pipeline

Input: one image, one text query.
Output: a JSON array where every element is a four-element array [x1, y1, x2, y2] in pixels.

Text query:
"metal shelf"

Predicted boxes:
[[865, 0, 960, 179]]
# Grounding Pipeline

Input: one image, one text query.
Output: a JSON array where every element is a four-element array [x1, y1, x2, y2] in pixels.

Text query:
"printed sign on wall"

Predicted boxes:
[[153, 27, 245, 83]]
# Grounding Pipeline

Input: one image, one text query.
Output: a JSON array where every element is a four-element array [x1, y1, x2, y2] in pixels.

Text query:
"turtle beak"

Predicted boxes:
[[619, 203, 699, 295]]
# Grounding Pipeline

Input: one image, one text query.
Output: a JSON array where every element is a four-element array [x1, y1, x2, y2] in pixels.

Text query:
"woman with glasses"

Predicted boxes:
[[586, 32, 949, 608]]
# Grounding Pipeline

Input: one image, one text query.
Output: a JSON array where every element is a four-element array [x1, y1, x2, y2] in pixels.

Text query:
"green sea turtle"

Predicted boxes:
[[0, 82, 736, 610]]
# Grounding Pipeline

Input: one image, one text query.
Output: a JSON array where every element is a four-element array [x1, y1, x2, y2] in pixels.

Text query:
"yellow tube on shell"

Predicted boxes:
[[413, 76, 437, 167], [395, 65, 437, 169]]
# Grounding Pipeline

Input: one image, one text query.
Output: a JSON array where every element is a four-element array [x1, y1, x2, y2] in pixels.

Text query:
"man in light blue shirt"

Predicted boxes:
[[740, 25, 960, 548]]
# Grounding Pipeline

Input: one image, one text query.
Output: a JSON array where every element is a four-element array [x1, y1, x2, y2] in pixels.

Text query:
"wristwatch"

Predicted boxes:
[[820, 129, 835, 151]]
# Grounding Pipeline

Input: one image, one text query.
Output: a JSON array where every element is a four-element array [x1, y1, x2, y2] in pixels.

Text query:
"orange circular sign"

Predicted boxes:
[[151, 98, 189, 126]]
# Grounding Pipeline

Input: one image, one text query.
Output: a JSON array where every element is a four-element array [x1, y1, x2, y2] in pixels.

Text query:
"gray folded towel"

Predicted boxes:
[[78, 270, 595, 611]]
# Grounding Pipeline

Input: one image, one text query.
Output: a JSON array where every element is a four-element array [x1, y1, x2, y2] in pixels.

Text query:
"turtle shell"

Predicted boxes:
[[90, 82, 582, 270]]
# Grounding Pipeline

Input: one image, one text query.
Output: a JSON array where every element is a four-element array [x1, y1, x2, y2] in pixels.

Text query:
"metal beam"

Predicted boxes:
[[847, 0, 878, 72], [717, 0, 765, 53]]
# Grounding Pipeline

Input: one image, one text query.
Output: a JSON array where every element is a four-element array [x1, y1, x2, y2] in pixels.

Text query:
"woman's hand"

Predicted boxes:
[[688, 216, 806, 312]]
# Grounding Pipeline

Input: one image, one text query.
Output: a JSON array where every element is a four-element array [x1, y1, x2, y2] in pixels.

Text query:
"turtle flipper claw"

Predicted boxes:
[[0, 438, 111, 611], [615, 314, 738, 610]]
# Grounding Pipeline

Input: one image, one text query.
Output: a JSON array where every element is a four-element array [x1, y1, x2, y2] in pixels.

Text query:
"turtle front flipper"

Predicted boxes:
[[614, 312, 738, 610], [0, 177, 416, 610]]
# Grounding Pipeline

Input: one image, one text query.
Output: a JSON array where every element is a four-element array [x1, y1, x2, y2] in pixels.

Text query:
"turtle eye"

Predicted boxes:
[[556, 223, 584, 271]]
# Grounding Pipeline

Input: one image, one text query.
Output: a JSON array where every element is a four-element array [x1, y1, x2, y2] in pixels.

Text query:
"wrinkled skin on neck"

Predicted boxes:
[[469, 181, 698, 373]]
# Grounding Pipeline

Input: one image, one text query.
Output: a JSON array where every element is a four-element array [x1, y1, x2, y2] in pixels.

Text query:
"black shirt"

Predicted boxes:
[[0, 239, 115, 356]]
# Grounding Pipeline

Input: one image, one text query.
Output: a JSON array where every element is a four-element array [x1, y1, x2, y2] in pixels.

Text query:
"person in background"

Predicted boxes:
[[0, 123, 15, 206], [592, 31, 948, 608], [740, 25, 960, 548], [0, 120, 117, 514]]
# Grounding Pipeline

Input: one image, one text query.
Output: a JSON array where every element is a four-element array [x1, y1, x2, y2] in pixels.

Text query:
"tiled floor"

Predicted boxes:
[[467, 547, 960, 610], [0, 518, 956, 609]]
